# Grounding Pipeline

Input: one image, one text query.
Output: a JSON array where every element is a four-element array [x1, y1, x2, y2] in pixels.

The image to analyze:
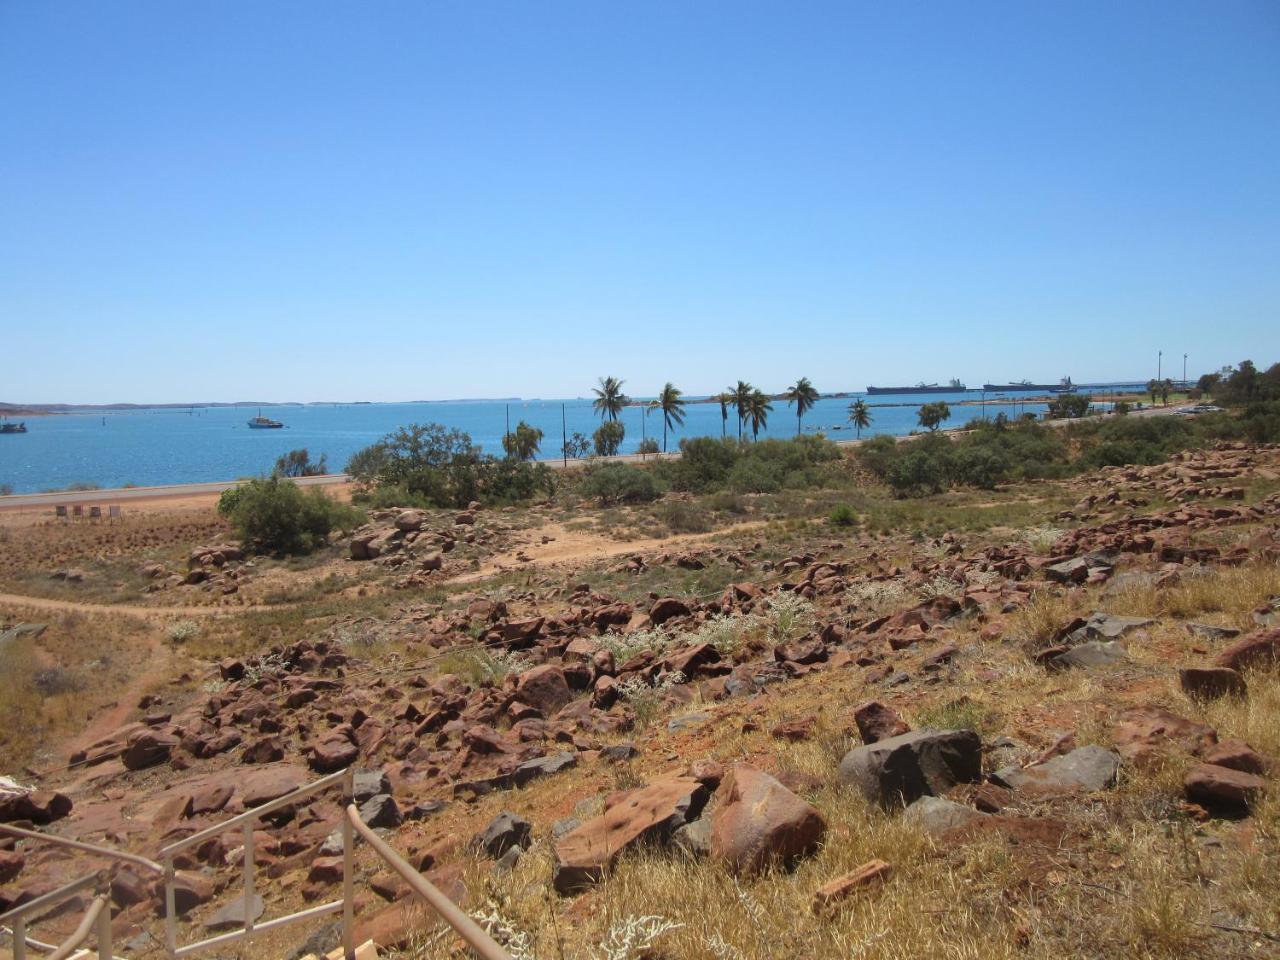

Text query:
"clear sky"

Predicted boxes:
[[2, 1, 1277, 403]]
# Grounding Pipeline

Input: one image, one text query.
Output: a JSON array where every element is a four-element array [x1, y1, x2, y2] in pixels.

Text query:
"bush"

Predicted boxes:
[[502, 421, 543, 461], [727, 458, 784, 493], [637, 437, 660, 455], [219, 477, 362, 555], [580, 463, 663, 504], [660, 500, 711, 533], [828, 503, 858, 527], [1046, 393, 1092, 419], [593, 421, 625, 457], [274, 448, 328, 477], [347, 422, 552, 508]]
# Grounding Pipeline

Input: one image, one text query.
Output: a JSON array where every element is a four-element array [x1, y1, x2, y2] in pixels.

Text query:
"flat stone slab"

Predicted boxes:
[[204, 893, 265, 931], [993, 745, 1121, 795], [1049, 641, 1127, 670]]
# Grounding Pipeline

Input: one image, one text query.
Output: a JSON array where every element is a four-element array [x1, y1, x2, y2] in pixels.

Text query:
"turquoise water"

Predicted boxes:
[[0, 388, 1146, 493]]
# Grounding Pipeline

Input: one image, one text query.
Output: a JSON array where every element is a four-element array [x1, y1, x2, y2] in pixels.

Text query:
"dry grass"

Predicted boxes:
[[1103, 561, 1280, 628]]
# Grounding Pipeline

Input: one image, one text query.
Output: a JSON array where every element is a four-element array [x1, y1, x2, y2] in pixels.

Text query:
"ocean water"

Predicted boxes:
[[0, 387, 1147, 493]]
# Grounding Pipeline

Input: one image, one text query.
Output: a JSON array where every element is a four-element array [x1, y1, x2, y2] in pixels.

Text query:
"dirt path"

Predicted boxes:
[[0, 591, 270, 620], [451, 519, 770, 583]]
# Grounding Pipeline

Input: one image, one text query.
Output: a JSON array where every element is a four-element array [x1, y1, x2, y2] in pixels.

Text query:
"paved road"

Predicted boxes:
[[0, 403, 1192, 509]]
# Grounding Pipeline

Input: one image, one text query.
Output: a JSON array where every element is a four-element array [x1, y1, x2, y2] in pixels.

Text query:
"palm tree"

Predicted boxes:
[[729, 380, 754, 441], [592, 376, 628, 422], [716, 393, 731, 438], [745, 389, 772, 441], [657, 382, 686, 452], [785, 377, 819, 436], [848, 399, 872, 438]]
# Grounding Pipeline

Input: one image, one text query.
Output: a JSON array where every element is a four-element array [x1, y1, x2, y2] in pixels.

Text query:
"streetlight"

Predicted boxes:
[[1158, 350, 1162, 382], [1183, 353, 1188, 389]]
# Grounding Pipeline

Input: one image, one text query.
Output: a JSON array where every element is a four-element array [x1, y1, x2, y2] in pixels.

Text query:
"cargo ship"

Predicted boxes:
[[866, 378, 967, 396], [981, 377, 1076, 393]]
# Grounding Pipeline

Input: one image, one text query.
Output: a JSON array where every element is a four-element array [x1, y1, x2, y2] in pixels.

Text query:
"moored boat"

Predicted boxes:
[[247, 410, 284, 429], [0, 422, 27, 434]]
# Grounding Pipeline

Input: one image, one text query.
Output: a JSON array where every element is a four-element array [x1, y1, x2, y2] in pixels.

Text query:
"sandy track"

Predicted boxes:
[[0, 591, 269, 620], [452, 520, 768, 583]]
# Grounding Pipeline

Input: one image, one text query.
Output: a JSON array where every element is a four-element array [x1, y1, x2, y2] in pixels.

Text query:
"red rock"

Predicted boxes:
[[0, 849, 24, 884], [771, 716, 817, 742], [553, 776, 709, 893], [308, 856, 345, 884], [1112, 704, 1216, 764], [1180, 667, 1247, 701], [649, 597, 691, 625], [239, 766, 306, 807], [0, 788, 72, 825], [1184, 762, 1266, 813], [308, 735, 358, 773], [241, 736, 285, 764], [122, 729, 179, 770], [1202, 739, 1270, 775], [1214, 628, 1280, 671], [812, 859, 892, 913], [166, 871, 214, 915], [711, 763, 826, 875], [853, 700, 910, 744], [516, 665, 572, 714]]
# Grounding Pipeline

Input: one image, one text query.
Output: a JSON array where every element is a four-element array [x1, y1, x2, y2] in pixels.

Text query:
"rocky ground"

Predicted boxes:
[[3, 443, 1280, 959]]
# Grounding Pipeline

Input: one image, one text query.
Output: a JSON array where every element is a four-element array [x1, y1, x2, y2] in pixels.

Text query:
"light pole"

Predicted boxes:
[[1158, 350, 1162, 382], [1183, 353, 1187, 389]]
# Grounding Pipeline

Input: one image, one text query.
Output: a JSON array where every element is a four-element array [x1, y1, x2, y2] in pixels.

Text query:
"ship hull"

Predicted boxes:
[[866, 385, 967, 395]]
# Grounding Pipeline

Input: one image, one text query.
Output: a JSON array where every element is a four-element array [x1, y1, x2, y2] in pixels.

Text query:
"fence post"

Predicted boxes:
[[164, 855, 178, 958], [342, 770, 355, 959], [243, 821, 256, 937], [13, 917, 26, 960], [95, 892, 113, 960]]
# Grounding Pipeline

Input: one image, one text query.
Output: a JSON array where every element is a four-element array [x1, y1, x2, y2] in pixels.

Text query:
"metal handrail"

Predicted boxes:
[[159, 768, 355, 959], [344, 804, 512, 960], [0, 824, 163, 876], [0, 873, 113, 960], [158, 767, 352, 856]]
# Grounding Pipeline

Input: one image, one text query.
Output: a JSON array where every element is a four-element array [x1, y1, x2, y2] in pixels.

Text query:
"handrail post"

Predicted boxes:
[[164, 855, 177, 959], [14, 917, 27, 960], [242, 822, 256, 938], [95, 892, 112, 960], [341, 807, 354, 960]]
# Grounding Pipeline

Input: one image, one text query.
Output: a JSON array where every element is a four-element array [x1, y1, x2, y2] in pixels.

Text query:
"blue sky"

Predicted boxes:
[[1, 1, 1277, 403]]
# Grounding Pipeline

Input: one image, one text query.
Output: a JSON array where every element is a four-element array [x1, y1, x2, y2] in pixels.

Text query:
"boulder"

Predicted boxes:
[[393, 509, 428, 532], [1184, 763, 1266, 814], [308, 736, 358, 773], [0, 849, 24, 884], [710, 764, 826, 875], [838, 729, 982, 808], [902, 796, 984, 835], [0, 779, 72, 825], [649, 597, 691, 626], [358, 795, 403, 830], [1046, 641, 1126, 670], [1214, 628, 1280, 672], [1179, 667, 1247, 702], [167, 871, 215, 916], [553, 776, 710, 894], [511, 752, 577, 787], [476, 812, 532, 859], [122, 730, 179, 770], [1112, 705, 1217, 764], [1203, 739, 1270, 775], [516, 665, 572, 714], [853, 701, 910, 744], [992, 746, 1120, 796]]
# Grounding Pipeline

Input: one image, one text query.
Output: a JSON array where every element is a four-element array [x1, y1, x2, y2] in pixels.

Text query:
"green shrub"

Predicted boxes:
[[220, 477, 362, 555], [580, 463, 663, 504], [727, 458, 784, 493], [660, 500, 711, 533], [593, 421, 625, 457], [637, 437, 660, 455], [828, 503, 858, 527]]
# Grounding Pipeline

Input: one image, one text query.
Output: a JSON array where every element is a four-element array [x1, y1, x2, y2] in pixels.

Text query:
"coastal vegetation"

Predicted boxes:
[[656, 381, 687, 452], [848, 398, 872, 437], [502, 420, 544, 461], [785, 376, 819, 435], [346, 422, 554, 509], [272, 447, 328, 477], [916, 400, 951, 431], [216, 476, 360, 555]]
